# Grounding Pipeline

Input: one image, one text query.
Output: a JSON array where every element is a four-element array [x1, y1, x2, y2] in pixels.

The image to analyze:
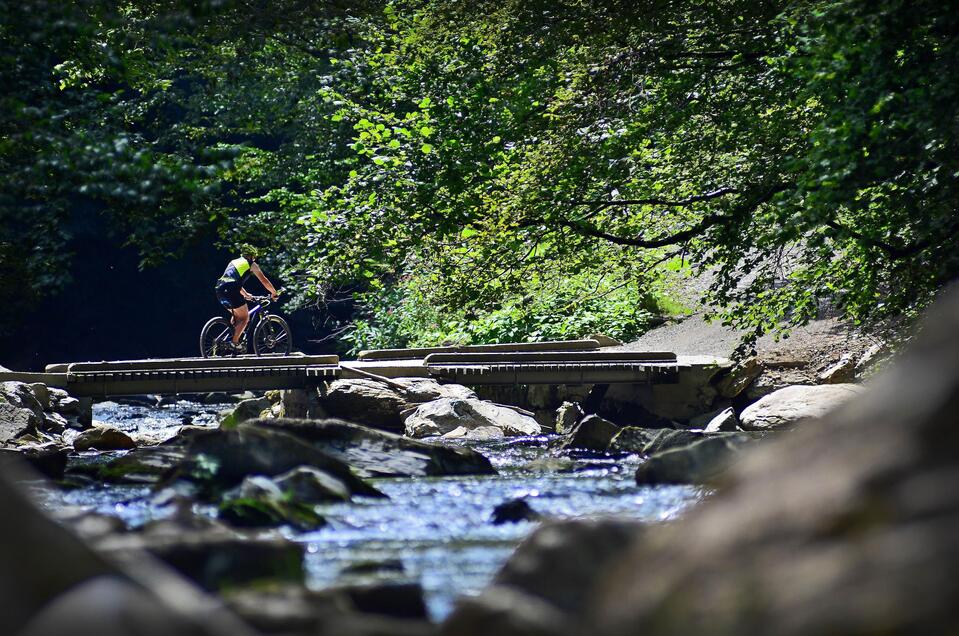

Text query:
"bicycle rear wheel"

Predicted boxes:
[[253, 315, 292, 356], [200, 317, 234, 358]]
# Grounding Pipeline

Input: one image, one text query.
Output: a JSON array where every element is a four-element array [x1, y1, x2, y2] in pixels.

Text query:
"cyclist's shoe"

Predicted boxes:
[[230, 341, 246, 355]]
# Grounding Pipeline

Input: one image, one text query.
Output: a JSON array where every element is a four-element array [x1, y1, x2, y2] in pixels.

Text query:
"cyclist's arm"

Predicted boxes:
[[251, 262, 279, 299]]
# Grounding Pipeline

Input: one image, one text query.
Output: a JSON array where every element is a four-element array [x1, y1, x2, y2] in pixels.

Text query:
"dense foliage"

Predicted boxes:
[[2, 0, 956, 348]]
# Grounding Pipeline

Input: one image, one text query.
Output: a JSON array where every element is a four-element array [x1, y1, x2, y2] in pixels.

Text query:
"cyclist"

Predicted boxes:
[[215, 244, 279, 352]]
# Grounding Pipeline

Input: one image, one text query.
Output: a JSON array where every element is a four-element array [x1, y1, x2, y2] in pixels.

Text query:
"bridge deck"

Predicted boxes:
[[0, 349, 724, 397]]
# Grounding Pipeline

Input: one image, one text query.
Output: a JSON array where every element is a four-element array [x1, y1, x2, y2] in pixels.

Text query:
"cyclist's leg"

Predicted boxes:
[[231, 304, 249, 344]]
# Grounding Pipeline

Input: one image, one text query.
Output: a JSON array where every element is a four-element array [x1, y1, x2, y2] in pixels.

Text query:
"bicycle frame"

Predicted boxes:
[[214, 299, 270, 348]]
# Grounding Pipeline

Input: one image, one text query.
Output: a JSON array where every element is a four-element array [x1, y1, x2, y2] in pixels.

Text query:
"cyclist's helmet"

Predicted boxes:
[[239, 243, 261, 261]]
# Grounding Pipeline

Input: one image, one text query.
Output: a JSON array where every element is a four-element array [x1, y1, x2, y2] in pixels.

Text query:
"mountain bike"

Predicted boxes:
[[199, 295, 293, 357]]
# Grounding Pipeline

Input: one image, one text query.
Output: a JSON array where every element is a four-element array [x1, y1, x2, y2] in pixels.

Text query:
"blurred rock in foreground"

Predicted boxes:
[[443, 283, 959, 636]]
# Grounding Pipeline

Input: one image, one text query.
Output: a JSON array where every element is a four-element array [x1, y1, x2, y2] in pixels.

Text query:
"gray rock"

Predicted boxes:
[[0, 444, 70, 479], [73, 426, 136, 452], [40, 411, 68, 434], [56, 396, 81, 415], [0, 402, 40, 445], [560, 414, 620, 451], [554, 401, 584, 435], [739, 384, 865, 431], [221, 396, 271, 426], [714, 357, 763, 398], [702, 407, 738, 432], [274, 465, 351, 503], [258, 417, 495, 478], [319, 379, 412, 431], [441, 425, 505, 440], [606, 426, 661, 454], [173, 424, 384, 498], [219, 475, 326, 531], [223, 582, 432, 635], [635, 435, 755, 485], [404, 398, 541, 439], [817, 355, 856, 384], [491, 498, 542, 524], [28, 383, 50, 411], [640, 428, 704, 455], [95, 526, 305, 592], [441, 519, 643, 636]]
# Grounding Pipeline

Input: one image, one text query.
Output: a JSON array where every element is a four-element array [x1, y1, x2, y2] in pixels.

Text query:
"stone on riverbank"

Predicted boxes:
[[554, 401, 584, 434], [218, 475, 326, 531], [274, 465, 352, 503], [221, 396, 271, 427], [0, 444, 69, 479], [441, 519, 643, 636], [739, 383, 864, 431], [560, 414, 620, 451], [258, 417, 496, 477], [404, 398, 541, 439], [491, 498, 543, 525], [634, 434, 756, 485], [73, 425, 136, 452], [702, 406, 738, 432], [0, 381, 43, 445], [175, 424, 384, 499], [319, 378, 476, 432], [96, 526, 305, 592]]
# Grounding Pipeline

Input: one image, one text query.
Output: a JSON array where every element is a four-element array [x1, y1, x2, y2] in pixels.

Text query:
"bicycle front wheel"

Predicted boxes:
[[200, 317, 233, 358], [253, 315, 292, 356]]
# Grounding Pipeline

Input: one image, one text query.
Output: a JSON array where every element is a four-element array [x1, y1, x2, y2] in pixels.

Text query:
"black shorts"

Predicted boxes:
[[215, 282, 245, 310]]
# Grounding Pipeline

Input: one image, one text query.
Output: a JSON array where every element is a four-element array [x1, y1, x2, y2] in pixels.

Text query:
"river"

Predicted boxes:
[[31, 398, 706, 620]]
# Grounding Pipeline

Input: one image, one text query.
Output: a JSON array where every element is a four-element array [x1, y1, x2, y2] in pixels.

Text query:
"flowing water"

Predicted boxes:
[[33, 400, 706, 620]]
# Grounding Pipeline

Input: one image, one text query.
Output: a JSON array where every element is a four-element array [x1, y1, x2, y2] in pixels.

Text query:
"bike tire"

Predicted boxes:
[[253, 315, 293, 356], [200, 317, 234, 358]]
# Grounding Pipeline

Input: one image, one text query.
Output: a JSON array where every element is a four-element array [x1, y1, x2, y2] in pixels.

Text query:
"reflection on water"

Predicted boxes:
[[33, 400, 706, 620]]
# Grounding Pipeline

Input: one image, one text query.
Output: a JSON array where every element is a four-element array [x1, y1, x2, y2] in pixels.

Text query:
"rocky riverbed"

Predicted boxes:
[[0, 317, 888, 634]]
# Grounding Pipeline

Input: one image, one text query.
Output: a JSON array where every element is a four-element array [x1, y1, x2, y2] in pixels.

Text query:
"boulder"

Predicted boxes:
[[817, 354, 856, 384], [634, 434, 755, 485], [218, 475, 326, 531], [603, 426, 656, 454], [73, 426, 136, 452], [702, 407, 738, 433], [404, 398, 541, 439], [739, 384, 865, 431], [273, 465, 352, 503], [221, 397, 271, 427], [40, 411, 68, 434], [714, 357, 763, 398], [491, 498, 542, 525], [27, 383, 50, 411], [635, 428, 701, 455], [440, 425, 505, 440], [95, 527, 305, 592], [223, 582, 432, 636], [0, 401, 40, 445], [441, 519, 643, 636], [258, 417, 496, 478], [554, 401, 584, 435], [0, 445, 69, 479], [173, 424, 384, 498], [73, 445, 190, 484], [319, 379, 409, 430], [558, 414, 619, 452], [273, 388, 326, 419]]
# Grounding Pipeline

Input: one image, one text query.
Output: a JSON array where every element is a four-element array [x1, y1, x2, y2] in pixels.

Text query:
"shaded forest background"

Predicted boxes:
[[1, 0, 956, 369]]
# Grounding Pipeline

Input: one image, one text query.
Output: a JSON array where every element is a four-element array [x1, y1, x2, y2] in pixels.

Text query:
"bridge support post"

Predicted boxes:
[[78, 397, 93, 428]]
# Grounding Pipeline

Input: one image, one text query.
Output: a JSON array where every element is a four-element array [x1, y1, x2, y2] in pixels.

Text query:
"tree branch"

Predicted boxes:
[[569, 187, 740, 209], [551, 183, 792, 248]]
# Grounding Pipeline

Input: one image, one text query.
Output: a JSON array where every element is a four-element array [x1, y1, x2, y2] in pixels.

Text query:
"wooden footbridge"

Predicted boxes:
[[0, 340, 693, 398]]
